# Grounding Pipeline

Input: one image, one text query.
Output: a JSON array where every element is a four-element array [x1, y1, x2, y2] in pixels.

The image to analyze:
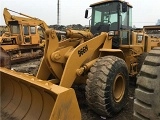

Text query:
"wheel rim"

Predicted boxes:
[[113, 73, 125, 103]]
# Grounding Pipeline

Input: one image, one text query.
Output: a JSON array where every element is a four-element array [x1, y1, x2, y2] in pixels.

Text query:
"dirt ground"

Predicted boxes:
[[9, 58, 135, 120]]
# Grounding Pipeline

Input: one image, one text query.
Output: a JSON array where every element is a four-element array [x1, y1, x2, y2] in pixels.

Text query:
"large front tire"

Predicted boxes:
[[85, 56, 129, 117]]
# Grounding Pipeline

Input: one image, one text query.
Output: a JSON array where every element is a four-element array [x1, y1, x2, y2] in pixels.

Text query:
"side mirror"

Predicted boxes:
[[85, 10, 88, 18], [122, 2, 127, 12]]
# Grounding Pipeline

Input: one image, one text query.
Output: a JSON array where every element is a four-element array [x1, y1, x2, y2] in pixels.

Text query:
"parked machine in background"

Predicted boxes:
[[0, 8, 49, 66], [0, 0, 160, 120]]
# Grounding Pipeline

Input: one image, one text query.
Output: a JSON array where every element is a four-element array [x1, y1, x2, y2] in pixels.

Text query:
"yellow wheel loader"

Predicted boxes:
[[1, 0, 160, 120]]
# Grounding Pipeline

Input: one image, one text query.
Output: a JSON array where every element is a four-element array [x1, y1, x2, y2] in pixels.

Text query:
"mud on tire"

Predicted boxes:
[[85, 56, 129, 117], [134, 47, 160, 120]]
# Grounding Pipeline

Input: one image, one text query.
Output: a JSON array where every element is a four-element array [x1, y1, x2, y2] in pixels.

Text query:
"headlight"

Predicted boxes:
[[108, 31, 118, 36], [137, 35, 143, 43], [108, 31, 115, 35]]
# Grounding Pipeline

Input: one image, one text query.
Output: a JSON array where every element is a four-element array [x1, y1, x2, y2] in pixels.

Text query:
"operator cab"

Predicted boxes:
[[8, 20, 40, 45], [85, 0, 132, 48]]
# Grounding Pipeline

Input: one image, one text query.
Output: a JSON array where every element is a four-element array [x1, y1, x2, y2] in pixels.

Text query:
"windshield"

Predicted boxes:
[[91, 2, 119, 34], [10, 25, 20, 34]]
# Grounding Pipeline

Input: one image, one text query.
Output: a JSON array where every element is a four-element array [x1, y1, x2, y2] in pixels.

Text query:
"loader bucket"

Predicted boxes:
[[0, 67, 81, 120]]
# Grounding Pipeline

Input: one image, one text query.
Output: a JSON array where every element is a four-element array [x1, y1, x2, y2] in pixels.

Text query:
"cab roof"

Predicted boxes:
[[143, 25, 160, 30], [90, 0, 132, 8]]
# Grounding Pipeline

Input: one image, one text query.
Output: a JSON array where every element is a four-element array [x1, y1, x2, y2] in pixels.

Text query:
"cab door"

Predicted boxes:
[[30, 26, 40, 44], [23, 25, 31, 44]]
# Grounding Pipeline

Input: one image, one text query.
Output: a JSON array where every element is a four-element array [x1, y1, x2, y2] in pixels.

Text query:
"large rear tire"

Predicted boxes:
[[134, 47, 160, 120], [85, 56, 129, 117], [137, 52, 148, 72]]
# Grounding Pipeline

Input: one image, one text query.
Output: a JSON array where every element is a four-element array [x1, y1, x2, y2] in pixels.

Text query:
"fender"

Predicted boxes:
[[99, 48, 125, 61]]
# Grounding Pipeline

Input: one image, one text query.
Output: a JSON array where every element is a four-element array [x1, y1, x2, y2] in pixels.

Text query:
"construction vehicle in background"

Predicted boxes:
[[1, 0, 160, 120], [142, 25, 160, 51], [143, 25, 160, 38], [0, 8, 73, 67], [0, 8, 49, 66]]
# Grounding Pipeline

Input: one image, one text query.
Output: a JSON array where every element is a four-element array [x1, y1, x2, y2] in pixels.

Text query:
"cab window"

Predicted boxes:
[[30, 26, 36, 34], [10, 25, 20, 34], [23, 26, 29, 35]]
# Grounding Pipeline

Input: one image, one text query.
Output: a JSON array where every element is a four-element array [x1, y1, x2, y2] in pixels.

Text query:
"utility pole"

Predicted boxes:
[[57, 0, 60, 25]]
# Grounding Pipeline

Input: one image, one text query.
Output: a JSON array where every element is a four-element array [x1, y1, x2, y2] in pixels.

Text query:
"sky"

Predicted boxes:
[[0, 0, 159, 28]]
